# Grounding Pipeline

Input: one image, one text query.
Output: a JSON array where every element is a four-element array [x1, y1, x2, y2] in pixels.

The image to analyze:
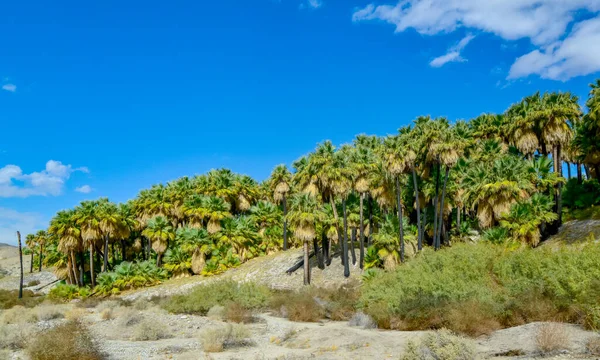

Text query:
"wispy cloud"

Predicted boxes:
[[75, 185, 93, 194], [429, 34, 475, 68], [0, 160, 90, 198], [0, 208, 47, 246], [300, 0, 322, 9], [352, 0, 600, 80], [1, 84, 16, 92]]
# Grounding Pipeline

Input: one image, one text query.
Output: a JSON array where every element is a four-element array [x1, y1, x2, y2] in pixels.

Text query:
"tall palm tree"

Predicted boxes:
[[287, 193, 319, 285], [49, 210, 82, 286], [34, 230, 48, 272], [25, 234, 36, 273], [269, 165, 292, 250], [73, 200, 102, 286], [142, 216, 175, 266], [177, 227, 213, 274], [203, 196, 232, 234]]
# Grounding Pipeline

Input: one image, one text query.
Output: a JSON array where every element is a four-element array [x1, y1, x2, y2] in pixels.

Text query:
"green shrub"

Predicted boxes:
[[0, 289, 44, 309], [48, 284, 91, 301], [401, 329, 477, 360], [270, 290, 324, 322], [200, 324, 251, 352], [162, 281, 270, 315], [360, 242, 600, 334], [131, 320, 172, 341], [563, 179, 600, 209], [26, 320, 103, 360], [95, 261, 169, 295]]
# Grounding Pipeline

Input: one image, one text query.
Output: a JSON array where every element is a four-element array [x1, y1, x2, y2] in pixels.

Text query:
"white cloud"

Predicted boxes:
[[430, 34, 475, 68], [0, 208, 47, 246], [75, 185, 92, 194], [352, 0, 600, 80], [300, 0, 322, 9], [508, 17, 600, 81], [0, 160, 89, 198], [2, 84, 16, 92]]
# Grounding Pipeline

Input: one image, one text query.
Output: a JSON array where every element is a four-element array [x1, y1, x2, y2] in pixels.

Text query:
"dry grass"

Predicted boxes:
[[26, 320, 103, 360], [1, 305, 38, 324], [271, 291, 324, 323], [27, 280, 41, 287], [587, 336, 600, 355], [445, 301, 501, 336], [207, 305, 225, 321], [36, 304, 66, 321], [95, 300, 122, 312], [201, 324, 252, 352], [225, 302, 252, 323], [536, 323, 571, 354], [64, 308, 87, 321], [100, 308, 114, 320], [115, 307, 143, 327], [348, 312, 376, 329], [401, 329, 476, 360], [0, 323, 35, 350], [132, 319, 172, 341]]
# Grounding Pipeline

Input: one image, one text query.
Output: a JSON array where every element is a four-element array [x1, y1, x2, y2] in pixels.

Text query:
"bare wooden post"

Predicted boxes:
[[17, 231, 24, 299]]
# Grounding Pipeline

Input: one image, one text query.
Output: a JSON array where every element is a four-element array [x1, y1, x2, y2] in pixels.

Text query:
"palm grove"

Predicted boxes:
[[25, 81, 600, 292]]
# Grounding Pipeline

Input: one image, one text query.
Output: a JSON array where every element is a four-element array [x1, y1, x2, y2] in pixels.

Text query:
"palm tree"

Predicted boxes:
[[287, 193, 319, 285], [203, 196, 232, 234], [269, 165, 292, 250], [49, 210, 82, 286], [499, 194, 557, 246], [25, 234, 36, 273], [349, 141, 376, 268], [34, 230, 48, 272], [177, 227, 212, 274], [142, 216, 175, 266], [73, 200, 102, 286]]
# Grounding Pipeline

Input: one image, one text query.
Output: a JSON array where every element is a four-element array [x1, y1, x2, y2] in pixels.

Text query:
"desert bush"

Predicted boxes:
[[319, 283, 360, 321], [48, 284, 90, 301], [95, 300, 122, 312], [1, 305, 38, 324], [563, 179, 600, 210], [95, 261, 169, 295], [162, 281, 270, 315], [36, 304, 66, 321], [64, 308, 87, 321], [132, 319, 171, 341], [587, 336, 600, 355], [360, 243, 600, 334], [225, 302, 252, 323], [536, 323, 570, 354], [0, 289, 43, 309], [271, 290, 324, 322], [26, 320, 103, 360], [116, 307, 143, 327], [27, 280, 41, 287], [207, 305, 226, 321], [132, 298, 152, 310], [401, 329, 477, 360], [348, 312, 376, 329], [100, 308, 114, 320], [201, 324, 251, 352], [0, 323, 35, 350]]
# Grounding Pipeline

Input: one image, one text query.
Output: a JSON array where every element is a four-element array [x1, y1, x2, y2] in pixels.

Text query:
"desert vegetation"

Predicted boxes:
[[18, 80, 600, 296]]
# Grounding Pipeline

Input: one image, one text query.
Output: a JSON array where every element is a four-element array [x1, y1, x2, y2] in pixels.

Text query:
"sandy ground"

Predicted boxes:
[[0, 244, 57, 294], [2, 302, 599, 360]]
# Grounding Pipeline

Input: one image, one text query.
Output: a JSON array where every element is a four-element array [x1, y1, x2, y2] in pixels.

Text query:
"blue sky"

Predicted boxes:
[[1, 0, 600, 244]]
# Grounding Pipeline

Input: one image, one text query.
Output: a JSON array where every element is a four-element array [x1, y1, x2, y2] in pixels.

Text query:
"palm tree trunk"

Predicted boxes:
[[330, 194, 343, 264], [313, 237, 324, 270], [395, 176, 405, 263], [433, 162, 441, 250], [567, 162, 571, 179], [322, 231, 330, 266], [368, 195, 374, 247], [30, 252, 34, 273], [577, 162, 583, 183], [553, 145, 563, 227], [71, 251, 80, 287], [437, 166, 450, 247], [350, 228, 357, 265], [157, 252, 163, 267], [78, 252, 84, 285], [121, 240, 126, 262], [457, 207, 461, 230], [359, 193, 365, 269], [303, 240, 310, 285], [38, 245, 43, 272], [342, 199, 350, 277], [103, 234, 109, 272], [283, 194, 288, 251], [89, 246, 96, 287], [111, 242, 116, 267], [17, 232, 23, 299], [412, 165, 422, 251]]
